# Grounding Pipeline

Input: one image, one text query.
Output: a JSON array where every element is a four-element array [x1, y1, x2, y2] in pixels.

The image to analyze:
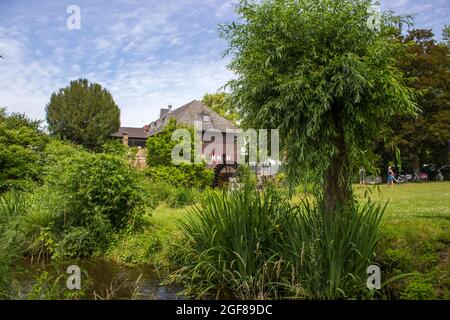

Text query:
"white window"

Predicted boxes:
[[202, 115, 211, 122]]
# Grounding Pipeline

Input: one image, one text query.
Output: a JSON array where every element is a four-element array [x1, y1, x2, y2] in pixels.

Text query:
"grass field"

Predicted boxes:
[[355, 182, 450, 221], [355, 182, 449, 299]]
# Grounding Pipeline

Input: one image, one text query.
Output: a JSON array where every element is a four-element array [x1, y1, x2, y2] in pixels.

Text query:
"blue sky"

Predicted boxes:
[[0, 0, 449, 127]]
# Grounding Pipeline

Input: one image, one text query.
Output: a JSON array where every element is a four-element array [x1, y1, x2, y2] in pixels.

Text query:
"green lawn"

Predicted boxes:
[[355, 182, 449, 299], [355, 182, 450, 221]]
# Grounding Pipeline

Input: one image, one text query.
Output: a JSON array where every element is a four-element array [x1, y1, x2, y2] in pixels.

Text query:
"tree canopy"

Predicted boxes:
[[386, 29, 450, 170], [222, 0, 416, 212], [202, 92, 239, 124], [46, 79, 120, 150]]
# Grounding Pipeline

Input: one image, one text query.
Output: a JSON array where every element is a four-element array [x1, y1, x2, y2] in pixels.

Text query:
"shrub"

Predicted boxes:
[[145, 118, 214, 189], [21, 140, 146, 259], [102, 139, 128, 158], [64, 153, 144, 230], [0, 191, 26, 226], [54, 227, 101, 259], [107, 231, 162, 266], [0, 108, 49, 192], [279, 198, 385, 299], [400, 275, 438, 300]]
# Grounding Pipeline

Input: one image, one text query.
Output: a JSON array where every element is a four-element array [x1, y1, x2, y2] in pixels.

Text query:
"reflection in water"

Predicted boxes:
[[14, 258, 183, 300]]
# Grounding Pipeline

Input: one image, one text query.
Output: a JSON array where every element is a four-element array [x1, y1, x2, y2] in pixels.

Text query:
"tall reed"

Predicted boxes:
[[170, 187, 386, 299]]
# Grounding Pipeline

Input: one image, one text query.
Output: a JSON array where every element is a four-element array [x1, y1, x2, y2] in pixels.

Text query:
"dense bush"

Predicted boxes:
[[170, 187, 385, 299], [101, 139, 129, 158], [146, 118, 213, 189], [0, 108, 49, 192], [14, 141, 147, 259], [63, 153, 144, 230]]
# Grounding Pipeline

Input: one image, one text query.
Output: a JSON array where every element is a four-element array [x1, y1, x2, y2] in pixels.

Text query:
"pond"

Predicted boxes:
[[12, 258, 183, 300]]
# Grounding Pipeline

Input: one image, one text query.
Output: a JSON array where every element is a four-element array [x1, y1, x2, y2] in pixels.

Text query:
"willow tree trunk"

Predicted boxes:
[[324, 159, 351, 215], [323, 134, 352, 215]]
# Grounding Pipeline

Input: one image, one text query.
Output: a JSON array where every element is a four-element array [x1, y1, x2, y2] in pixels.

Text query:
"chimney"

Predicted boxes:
[[122, 132, 129, 147], [160, 108, 169, 118], [168, 104, 172, 113]]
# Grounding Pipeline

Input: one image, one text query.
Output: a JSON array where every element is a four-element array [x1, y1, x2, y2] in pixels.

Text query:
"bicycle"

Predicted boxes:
[[394, 173, 412, 183]]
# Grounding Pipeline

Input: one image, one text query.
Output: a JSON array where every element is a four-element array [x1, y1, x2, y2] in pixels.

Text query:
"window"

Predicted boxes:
[[202, 114, 211, 122]]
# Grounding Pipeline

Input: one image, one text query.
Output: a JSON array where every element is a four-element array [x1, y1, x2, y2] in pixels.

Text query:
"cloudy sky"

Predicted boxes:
[[0, 0, 448, 127]]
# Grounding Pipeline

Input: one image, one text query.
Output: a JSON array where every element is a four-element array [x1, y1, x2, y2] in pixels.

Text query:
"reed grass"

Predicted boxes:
[[170, 187, 385, 299]]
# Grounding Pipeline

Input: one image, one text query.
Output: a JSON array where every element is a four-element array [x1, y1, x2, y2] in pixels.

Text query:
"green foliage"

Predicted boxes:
[[146, 119, 179, 166], [167, 187, 197, 208], [145, 165, 214, 189], [170, 187, 385, 299], [222, 0, 416, 211], [0, 191, 26, 226], [202, 92, 239, 123], [146, 119, 214, 188], [62, 153, 144, 231], [17, 140, 146, 260], [170, 187, 288, 299], [22, 188, 61, 260], [140, 179, 175, 207], [108, 231, 162, 266], [101, 139, 128, 158], [54, 227, 100, 259], [0, 191, 26, 298], [0, 107, 49, 192], [26, 270, 87, 300], [46, 79, 120, 150], [382, 28, 450, 171], [400, 275, 438, 300], [442, 25, 450, 48]]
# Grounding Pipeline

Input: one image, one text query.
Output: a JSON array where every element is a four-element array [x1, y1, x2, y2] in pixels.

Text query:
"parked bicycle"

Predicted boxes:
[[365, 175, 382, 185], [394, 173, 411, 183]]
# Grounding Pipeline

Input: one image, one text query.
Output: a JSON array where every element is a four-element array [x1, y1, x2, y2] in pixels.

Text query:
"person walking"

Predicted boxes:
[[387, 166, 394, 187], [359, 166, 366, 187]]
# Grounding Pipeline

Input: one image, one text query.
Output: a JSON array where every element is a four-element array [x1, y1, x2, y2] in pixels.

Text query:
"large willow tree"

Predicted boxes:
[[222, 0, 417, 213]]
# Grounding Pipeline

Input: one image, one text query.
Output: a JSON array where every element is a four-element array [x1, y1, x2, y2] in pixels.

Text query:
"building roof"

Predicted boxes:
[[148, 100, 236, 136], [111, 127, 148, 139], [112, 100, 237, 139]]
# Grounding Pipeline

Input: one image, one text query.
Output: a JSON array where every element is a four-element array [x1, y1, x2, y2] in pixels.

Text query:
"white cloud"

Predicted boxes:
[[0, 5, 234, 127]]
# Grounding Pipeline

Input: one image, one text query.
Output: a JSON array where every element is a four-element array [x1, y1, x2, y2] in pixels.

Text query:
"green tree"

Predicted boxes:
[[222, 0, 416, 213], [46, 79, 120, 150], [202, 92, 239, 124], [382, 29, 450, 171], [443, 25, 450, 47], [146, 119, 214, 188]]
